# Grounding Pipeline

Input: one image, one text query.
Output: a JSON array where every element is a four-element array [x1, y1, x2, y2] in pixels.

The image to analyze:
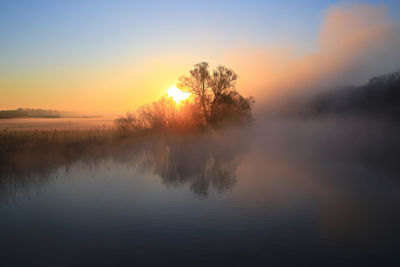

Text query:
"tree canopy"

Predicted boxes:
[[178, 62, 254, 127]]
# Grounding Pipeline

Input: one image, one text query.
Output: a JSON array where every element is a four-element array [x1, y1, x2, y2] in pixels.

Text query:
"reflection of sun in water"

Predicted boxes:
[[167, 86, 190, 103]]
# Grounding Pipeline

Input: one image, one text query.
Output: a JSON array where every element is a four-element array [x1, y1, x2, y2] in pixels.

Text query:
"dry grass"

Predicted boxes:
[[0, 126, 157, 186], [0, 128, 116, 153], [0, 116, 115, 131]]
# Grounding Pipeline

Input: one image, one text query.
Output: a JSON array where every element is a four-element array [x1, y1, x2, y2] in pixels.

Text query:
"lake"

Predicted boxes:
[[1, 118, 399, 266]]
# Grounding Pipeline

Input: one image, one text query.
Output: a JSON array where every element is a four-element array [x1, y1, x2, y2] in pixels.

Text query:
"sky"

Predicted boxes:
[[1, 0, 400, 113]]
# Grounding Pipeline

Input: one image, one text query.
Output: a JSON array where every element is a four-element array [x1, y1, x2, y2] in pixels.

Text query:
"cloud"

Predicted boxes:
[[222, 2, 400, 111]]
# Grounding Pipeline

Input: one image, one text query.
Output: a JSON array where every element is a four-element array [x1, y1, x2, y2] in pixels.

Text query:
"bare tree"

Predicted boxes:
[[178, 62, 210, 124], [138, 97, 177, 130], [208, 65, 238, 122], [179, 62, 252, 127]]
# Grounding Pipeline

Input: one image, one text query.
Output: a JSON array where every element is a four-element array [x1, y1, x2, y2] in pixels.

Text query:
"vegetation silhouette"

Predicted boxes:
[[298, 70, 400, 119], [179, 62, 254, 126], [115, 62, 254, 134], [0, 108, 61, 119]]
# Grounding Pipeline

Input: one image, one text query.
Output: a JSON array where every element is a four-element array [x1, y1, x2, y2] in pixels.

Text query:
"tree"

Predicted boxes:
[[178, 62, 254, 127], [178, 62, 211, 124]]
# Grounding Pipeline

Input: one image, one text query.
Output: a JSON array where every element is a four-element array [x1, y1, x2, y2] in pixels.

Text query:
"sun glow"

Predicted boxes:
[[167, 86, 190, 103]]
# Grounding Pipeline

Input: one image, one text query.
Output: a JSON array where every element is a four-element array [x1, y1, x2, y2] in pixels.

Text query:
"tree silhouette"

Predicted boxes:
[[178, 62, 254, 127], [178, 62, 211, 124], [305, 69, 400, 119]]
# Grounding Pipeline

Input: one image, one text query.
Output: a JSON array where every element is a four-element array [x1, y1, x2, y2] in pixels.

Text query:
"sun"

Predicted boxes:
[[167, 86, 190, 103]]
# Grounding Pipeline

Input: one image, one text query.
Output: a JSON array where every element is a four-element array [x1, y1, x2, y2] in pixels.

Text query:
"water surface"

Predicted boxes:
[[1, 118, 399, 266]]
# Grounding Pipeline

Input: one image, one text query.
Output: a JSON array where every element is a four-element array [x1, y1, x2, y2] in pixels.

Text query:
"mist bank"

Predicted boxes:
[[258, 69, 400, 120], [304, 70, 400, 119], [226, 3, 400, 120], [2, 117, 400, 204]]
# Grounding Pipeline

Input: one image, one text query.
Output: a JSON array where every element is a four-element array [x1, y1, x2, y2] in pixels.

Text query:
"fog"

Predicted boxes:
[[1, 116, 399, 203], [2, 115, 400, 265], [222, 3, 400, 115]]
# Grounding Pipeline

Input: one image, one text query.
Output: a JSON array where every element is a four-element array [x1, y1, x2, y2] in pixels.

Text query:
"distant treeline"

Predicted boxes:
[[304, 70, 400, 119], [0, 108, 61, 119]]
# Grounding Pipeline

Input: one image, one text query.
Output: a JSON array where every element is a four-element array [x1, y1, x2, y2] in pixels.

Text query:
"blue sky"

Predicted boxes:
[[2, 0, 398, 69]]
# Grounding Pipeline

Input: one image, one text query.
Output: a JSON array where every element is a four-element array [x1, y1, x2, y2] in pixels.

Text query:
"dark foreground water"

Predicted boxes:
[[1, 119, 400, 266]]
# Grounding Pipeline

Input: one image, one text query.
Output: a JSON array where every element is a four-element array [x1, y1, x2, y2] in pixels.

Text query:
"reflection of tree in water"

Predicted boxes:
[[0, 130, 248, 202], [148, 134, 245, 196]]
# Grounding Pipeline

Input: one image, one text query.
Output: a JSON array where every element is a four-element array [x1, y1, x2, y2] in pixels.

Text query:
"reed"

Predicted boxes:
[[0, 128, 117, 153]]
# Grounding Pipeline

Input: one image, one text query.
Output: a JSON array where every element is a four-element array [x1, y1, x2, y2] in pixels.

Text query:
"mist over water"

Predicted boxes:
[[1, 117, 400, 266]]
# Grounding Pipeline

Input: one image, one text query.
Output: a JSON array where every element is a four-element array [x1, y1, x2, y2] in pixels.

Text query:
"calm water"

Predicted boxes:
[[1, 119, 400, 266]]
